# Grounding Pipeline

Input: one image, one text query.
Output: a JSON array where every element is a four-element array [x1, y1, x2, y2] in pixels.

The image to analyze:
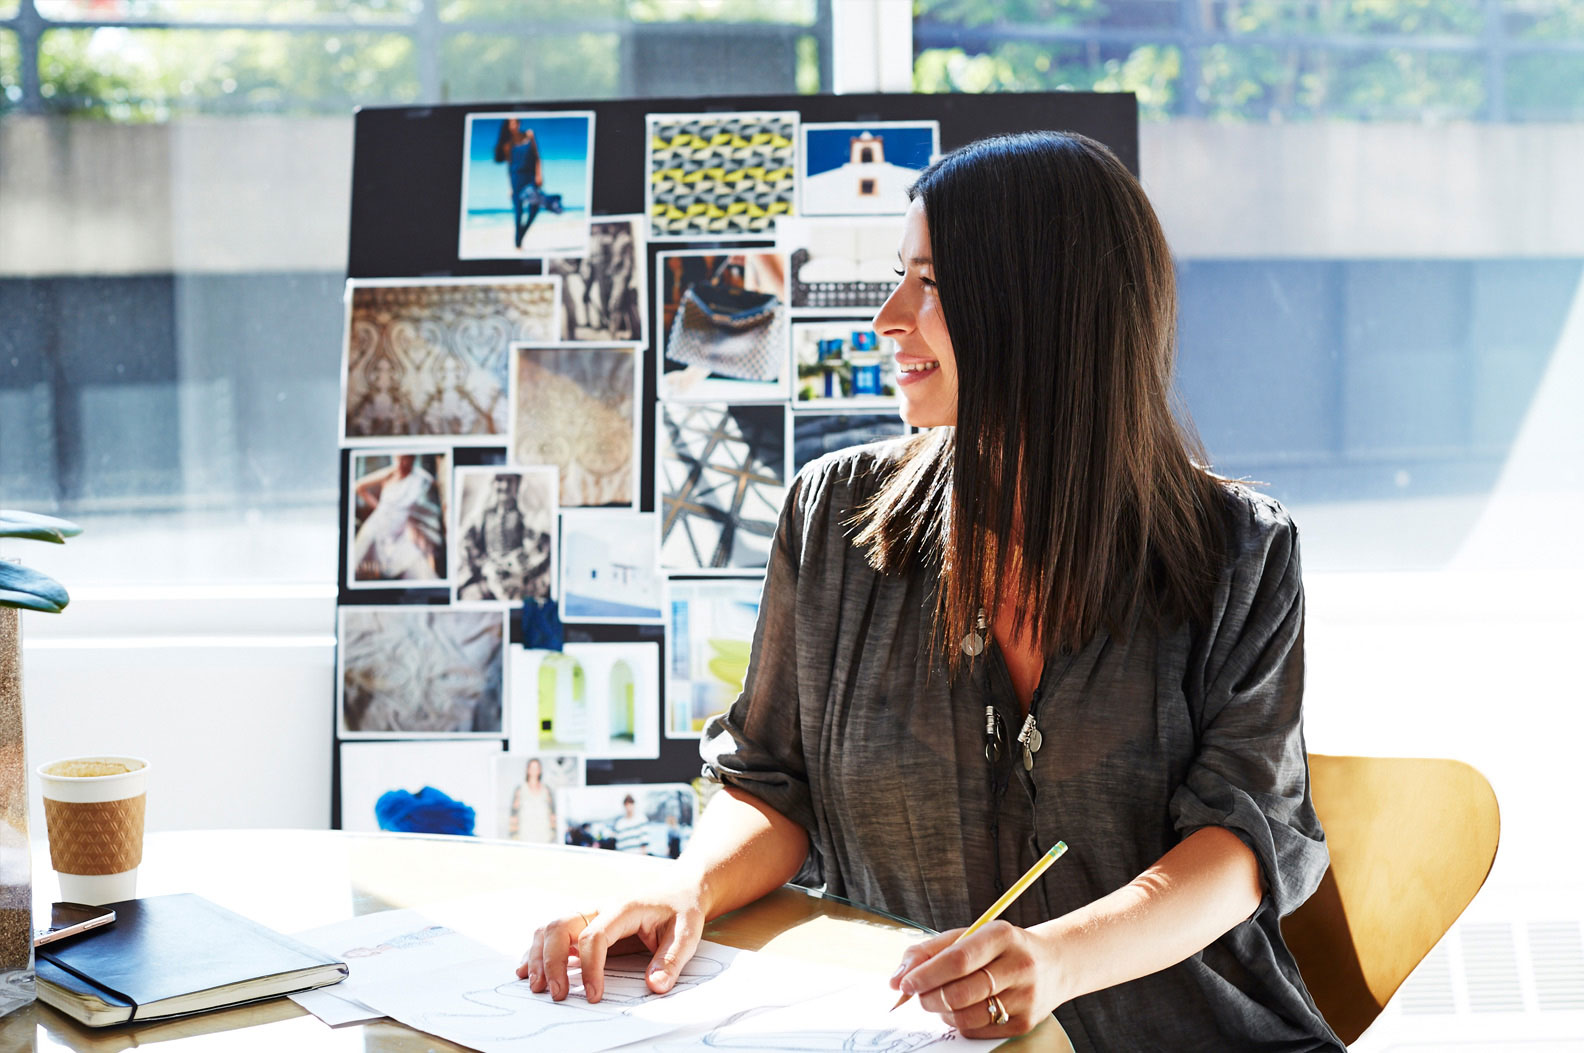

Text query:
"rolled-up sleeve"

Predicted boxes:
[[1169, 502, 1329, 918], [699, 469, 818, 840]]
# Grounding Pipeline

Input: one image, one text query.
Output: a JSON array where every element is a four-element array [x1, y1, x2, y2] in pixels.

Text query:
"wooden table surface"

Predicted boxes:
[[0, 830, 1073, 1052]]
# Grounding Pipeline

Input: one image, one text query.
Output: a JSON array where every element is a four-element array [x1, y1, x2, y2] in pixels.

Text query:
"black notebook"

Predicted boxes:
[[36, 893, 348, 1027]]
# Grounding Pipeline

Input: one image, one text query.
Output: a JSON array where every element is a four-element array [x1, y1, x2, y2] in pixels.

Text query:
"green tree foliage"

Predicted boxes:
[[37, 27, 417, 119], [440, 31, 621, 102], [0, 30, 18, 108], [914, 0, 1583, 121]]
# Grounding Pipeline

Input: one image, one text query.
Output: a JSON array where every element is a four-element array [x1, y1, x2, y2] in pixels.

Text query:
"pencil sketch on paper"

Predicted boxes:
[[415, 951, 727, 1044], [694, 1006, 955, 1052]]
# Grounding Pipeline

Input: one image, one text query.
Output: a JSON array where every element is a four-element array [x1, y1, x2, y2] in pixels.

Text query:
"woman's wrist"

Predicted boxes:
[[1028, 915, 1085, 1009]]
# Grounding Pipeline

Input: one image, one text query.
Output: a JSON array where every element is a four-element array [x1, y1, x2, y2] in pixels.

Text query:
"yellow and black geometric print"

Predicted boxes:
[[648, 112, 798, 239]]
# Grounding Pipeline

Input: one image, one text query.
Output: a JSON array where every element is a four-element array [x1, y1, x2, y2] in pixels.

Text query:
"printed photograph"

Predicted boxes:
[[459, 110, 595, 260], [509, 344, 639, 508], [659, 402, 787, 572], [793, 412, 911, 475], [508, 642, 661, 759], [338, 607, 505, 738], [647, 111, 798, 240], [546, 215, 646, 343], [560, 510, 664, 624], [341, 278, 561, 443], [491, 752, 584, 843], [657, 251, 789, 403], [799, 121, 938, 216], [347, 449, 449, 590], [665, 578, 762, 738], [777, 217, 906, 314], [339, 741, 502, 835], [791, 320, 900, 407], [452, 466, 557, 606], [557, 783, 696, 858]]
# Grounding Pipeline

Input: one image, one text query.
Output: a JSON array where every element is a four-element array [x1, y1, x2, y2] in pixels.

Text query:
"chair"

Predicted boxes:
[[1283, 754, 1500, 1046]]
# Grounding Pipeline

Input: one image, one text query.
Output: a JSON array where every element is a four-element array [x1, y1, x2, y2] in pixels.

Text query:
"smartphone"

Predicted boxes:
[[33, 902, 116, 948]]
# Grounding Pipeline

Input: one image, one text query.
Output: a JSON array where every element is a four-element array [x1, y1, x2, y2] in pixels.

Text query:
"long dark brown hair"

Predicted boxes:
[[852, 131, 1229, 669]]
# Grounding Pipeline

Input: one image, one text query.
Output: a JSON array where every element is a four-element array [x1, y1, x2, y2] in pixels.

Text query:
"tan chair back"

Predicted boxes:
[[1283, 754, 1499, 1045]]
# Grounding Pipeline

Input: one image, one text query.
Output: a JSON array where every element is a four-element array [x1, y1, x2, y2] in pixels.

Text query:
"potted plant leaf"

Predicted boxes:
[[0, 509, 81, 1016]]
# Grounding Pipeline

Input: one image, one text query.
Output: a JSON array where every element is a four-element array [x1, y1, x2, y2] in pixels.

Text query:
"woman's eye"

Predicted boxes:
[[892, 267, 905, 278], [920, 275, 937, 288]]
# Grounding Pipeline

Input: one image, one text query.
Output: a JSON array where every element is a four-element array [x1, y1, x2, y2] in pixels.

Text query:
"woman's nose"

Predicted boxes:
[[872, 283, 912, 337]]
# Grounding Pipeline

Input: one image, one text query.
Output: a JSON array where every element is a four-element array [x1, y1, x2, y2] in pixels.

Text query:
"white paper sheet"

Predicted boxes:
[[353, 939, 862, 1053], [289, 907, 500, 1026], [633, 967, 1005, 1051]]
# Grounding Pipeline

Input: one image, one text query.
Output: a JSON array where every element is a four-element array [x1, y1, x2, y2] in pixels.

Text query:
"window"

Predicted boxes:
[[0, 0, 828, 587]]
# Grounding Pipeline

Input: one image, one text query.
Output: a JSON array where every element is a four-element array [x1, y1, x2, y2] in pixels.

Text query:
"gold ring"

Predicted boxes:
[[981, 966, 998, 998], [578, 911, 594, 928], [986, 994, 1009, 1027]]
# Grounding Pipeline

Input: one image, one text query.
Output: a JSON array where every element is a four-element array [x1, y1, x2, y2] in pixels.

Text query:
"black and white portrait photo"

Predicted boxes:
[[451, 466, 557, 606], [546, 215, 646, 343]]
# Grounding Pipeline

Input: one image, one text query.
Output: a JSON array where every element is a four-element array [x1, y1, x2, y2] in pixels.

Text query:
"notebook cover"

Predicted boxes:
[[37, 893, 347, 1022]]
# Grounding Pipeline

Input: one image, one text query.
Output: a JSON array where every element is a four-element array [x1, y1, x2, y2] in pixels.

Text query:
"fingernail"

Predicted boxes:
[[890, 963, 908, 982], [900, 979, 915, 996]]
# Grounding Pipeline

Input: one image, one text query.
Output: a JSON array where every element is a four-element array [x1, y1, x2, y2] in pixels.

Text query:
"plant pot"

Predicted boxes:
[[0, 607, 33, 1016]]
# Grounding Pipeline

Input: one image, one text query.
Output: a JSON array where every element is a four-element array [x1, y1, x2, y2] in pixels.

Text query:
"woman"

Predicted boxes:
[[520, 132, 1339, 1050], [350, 453, 441, 582], [493, 118, 564, 250], [508, 758, 556, 844]]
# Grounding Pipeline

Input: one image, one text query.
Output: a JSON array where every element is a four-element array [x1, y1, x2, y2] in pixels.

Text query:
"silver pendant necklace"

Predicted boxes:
[[1016, 711, 1044, 771]]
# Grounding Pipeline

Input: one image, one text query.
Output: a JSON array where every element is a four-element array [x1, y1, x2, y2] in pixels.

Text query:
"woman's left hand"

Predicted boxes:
[[890, 920, 1066, 1038]]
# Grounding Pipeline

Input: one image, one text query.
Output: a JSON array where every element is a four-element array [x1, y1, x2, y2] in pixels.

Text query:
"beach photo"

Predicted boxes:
[[459, 110, 595, 260]]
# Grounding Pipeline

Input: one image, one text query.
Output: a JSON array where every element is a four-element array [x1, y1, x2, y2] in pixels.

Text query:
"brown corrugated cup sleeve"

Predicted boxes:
[[44, 795, 146, 875]]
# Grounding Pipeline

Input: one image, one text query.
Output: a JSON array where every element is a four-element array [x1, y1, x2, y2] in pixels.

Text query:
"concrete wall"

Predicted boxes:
[[5, 116, 1582, 277]]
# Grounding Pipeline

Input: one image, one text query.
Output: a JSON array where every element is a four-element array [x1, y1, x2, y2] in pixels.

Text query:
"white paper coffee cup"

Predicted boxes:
[[37, 756, 150, 905]]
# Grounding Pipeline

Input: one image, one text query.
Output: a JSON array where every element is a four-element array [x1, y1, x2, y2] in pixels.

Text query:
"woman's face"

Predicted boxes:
[[874, 198, 958, 428], [526, 759, 541, 781]]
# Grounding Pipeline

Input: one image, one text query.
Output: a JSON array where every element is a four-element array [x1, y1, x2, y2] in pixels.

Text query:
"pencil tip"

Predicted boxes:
[[889, 992, 911, 1012]]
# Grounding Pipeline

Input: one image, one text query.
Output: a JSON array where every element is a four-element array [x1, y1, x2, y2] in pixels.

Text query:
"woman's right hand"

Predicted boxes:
[[516, 881, 709, 1003]]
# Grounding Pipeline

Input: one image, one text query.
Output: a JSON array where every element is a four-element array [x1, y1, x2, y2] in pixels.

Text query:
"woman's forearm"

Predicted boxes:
[[675, 785, 809, 919], [1033, 826, 1263, 1003]]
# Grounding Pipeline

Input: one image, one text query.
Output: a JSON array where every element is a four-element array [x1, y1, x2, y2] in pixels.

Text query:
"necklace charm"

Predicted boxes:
[[960, 607, 989, 656], [1016, 712, 1042, 771], [983, 706, 1002, 765]]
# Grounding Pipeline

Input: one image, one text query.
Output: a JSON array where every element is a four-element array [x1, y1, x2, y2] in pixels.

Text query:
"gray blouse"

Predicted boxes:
[[701, 441, 1344, 1052]]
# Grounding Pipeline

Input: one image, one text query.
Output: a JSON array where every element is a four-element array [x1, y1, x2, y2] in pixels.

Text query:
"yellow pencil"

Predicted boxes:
[[890, 840, 1069, 1011]]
